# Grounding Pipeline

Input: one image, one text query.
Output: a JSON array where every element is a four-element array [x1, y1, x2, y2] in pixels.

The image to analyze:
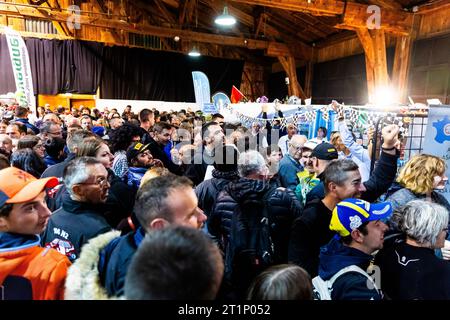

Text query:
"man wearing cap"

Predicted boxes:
[[294, 142, 320, 205], [305, 124, 400, 205], [289, 125, 400, 276], [278, 134, 308, 191], [125, 142, 163, 190], [0, 167, 71, 299], [315, 198, 392, 300]]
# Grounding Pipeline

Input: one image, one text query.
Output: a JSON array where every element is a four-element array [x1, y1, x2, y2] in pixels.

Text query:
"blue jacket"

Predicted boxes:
[[98, 227, 145, 297], [15, 118, 40, 135], [125, 167, 147, 191], [318, 238, 382, 300], [278, 154, 303, 191]]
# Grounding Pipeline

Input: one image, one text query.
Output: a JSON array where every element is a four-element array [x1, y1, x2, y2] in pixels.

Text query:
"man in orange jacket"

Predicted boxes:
[[0, 167, 71, 300]]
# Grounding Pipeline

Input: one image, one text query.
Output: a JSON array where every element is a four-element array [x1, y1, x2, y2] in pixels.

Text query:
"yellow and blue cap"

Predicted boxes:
[[330, 198, 393, 237]]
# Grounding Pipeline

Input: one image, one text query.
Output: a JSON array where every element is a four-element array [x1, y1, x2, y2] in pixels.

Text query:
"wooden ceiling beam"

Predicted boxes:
[[0, 2, 312, 60], [229, 0, 414, 35], [366, 0, 402, 10], [415, 0, 450, 14], [154, 0, 177, 25]]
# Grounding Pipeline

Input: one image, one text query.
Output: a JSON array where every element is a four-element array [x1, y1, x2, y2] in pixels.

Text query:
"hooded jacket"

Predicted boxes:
[[318, 238, 382, 300], [0, 233, 71, 300]]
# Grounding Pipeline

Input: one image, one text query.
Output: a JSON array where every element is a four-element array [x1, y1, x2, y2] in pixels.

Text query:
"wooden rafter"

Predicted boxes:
[[415, 0, 450, 14], [229, 0, 414, 35], [0, 2, 312, 60], [366, 0, 403, 10], [154, 0, 177, 25], [90, 0, 123, 43]]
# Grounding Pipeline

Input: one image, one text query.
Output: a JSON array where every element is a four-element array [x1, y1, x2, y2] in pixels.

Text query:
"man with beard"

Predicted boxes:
[[0, 167, 70, 299], [125, 142, 163, 191], [41, 157, 112, 262], [148, 122, 182, 175], [185, 121, 225, 186]]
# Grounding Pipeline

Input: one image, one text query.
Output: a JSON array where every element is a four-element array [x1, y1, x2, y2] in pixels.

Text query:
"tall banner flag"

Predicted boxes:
[[4, 27, 35, 110], [192, 71, 211, 109], [231, 85, 246, 103], [423, 105, 450, 202]]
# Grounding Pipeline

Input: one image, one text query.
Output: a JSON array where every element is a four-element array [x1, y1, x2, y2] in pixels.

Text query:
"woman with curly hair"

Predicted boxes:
[[387, 154, 449, 212], [109, 123, 142, 179], [386, 154, 449, 248]]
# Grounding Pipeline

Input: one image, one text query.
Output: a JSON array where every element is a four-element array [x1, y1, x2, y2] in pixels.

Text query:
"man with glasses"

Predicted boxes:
[[40, 122, 63, 140], [41, 157, 112, 261], [278, 134, 307, 191]]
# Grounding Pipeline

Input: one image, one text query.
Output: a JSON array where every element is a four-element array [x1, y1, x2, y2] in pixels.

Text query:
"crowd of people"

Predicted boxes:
[[0, 101, 449, 300]]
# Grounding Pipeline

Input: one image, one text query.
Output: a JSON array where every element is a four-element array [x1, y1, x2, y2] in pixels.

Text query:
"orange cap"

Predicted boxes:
[[0, 167, 58, 206]]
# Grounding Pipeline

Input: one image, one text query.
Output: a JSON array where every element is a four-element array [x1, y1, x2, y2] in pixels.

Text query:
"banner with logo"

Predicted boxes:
[[4, 27, 35, 109], [192, 71, 210, 109], [423, 105, 450, 202]]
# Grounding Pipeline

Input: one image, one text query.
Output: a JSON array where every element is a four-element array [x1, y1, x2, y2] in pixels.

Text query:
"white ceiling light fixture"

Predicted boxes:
[[188, 46, 201, 57], [215, 5, 236, 26]]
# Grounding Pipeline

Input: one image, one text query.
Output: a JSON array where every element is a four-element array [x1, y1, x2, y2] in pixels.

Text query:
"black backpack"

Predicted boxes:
[[224, 187, 276, 292]]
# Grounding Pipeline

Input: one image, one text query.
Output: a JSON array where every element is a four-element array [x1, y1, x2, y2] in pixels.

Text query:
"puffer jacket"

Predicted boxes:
[[195, 169, 240, 217], [210, 178, 303, 264]]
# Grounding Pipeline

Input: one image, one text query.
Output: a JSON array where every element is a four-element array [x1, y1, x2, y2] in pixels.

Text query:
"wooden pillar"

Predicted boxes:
[[392, 35, 412, 103], [357, 28, 389, 103], [373, 30, 389, 88], [277, 56, 306, 99]]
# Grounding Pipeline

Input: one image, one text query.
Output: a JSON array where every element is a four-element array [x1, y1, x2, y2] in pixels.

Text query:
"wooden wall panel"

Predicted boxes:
[[418, 10, 450, 39]]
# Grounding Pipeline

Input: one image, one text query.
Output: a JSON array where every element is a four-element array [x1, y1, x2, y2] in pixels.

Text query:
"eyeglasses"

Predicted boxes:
[[78, 176, 110, 188], [34, 144, 45, 149]]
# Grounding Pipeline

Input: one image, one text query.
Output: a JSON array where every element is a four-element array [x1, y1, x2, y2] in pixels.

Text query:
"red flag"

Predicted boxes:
[[231, 85, 245, 103]]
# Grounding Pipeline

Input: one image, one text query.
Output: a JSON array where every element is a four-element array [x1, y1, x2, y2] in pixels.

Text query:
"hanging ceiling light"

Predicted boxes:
[[188, 46, 201, 57], [214, 5, 236, 26]]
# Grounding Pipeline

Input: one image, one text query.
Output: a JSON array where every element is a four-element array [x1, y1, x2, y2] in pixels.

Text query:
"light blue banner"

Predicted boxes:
[[192, 71, 210, 108]]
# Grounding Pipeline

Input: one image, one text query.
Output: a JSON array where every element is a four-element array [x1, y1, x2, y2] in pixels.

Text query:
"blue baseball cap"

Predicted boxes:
[[330, 198, 393, 237]]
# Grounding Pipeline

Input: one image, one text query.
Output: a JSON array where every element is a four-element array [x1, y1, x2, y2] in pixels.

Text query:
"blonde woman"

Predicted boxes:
[[386, 154, 449, 213]]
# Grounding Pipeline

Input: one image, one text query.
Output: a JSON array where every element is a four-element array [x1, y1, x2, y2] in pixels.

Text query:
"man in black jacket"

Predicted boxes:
[[185, 121, 225, 186], [41, 157, 112, 261], [289, 124, 400, 277], [211, 150, 303, 298], [147, 122, 182, 175]]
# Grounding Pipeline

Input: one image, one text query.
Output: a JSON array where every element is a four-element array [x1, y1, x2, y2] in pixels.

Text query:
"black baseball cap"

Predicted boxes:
[[311, 142, 338, 160], [127, 142, 150, 162]]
